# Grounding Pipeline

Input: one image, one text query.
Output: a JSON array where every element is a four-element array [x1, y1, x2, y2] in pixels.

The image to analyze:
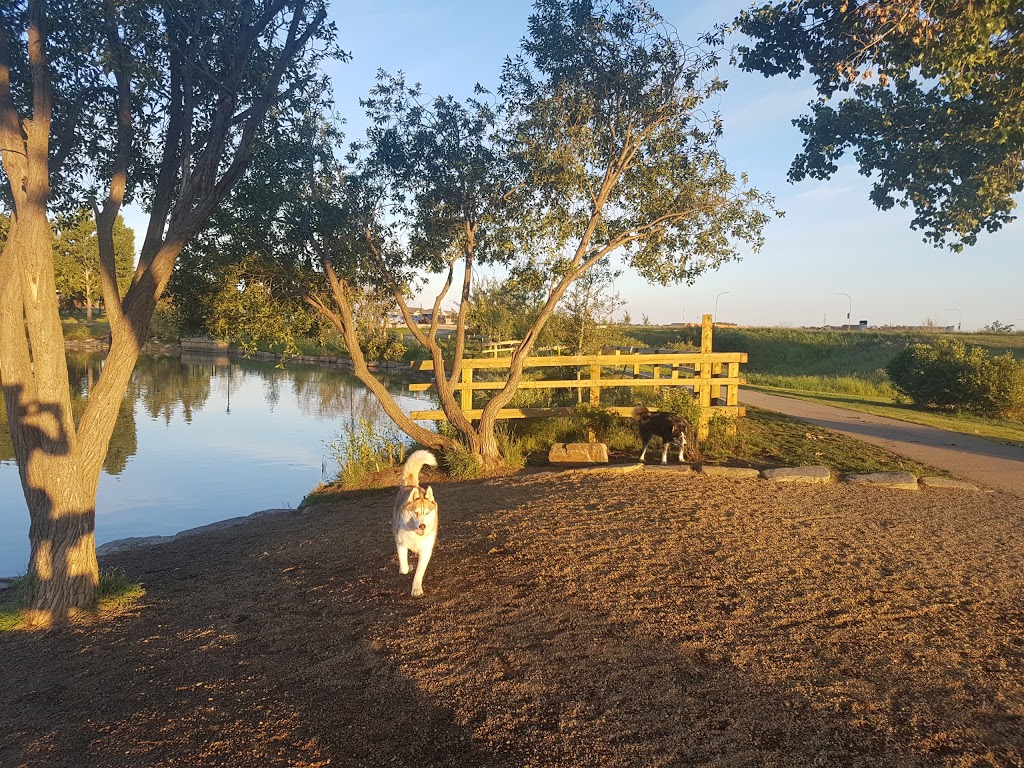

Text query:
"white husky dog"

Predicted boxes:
[[392, 450, 439, 597]]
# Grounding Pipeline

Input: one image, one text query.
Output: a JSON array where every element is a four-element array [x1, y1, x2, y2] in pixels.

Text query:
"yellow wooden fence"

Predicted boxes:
[[408, 314, 745, 440]]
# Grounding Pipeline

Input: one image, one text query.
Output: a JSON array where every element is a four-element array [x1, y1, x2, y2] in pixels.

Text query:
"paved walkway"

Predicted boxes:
[[741, 389, 1024, 497]]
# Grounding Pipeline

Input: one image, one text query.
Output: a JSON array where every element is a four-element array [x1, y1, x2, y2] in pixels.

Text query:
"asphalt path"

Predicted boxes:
[[741, 389, 1024, 497]]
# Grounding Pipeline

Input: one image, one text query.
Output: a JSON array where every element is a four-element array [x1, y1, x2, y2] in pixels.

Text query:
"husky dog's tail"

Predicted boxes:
[[402, 449, 438, 488]]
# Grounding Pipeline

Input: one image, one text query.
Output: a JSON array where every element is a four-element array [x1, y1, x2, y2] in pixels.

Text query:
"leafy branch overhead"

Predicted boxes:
[[733, 0, 1024, 251]]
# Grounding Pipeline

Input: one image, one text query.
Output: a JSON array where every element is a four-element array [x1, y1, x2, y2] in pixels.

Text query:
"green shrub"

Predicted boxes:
[[61, 320, 95, 341], [440, 442, 483, 480], [886, 339, 1024, 418]]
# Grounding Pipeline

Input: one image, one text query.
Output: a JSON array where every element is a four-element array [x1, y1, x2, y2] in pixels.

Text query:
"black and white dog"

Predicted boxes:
[[633, 406, 688, 464]]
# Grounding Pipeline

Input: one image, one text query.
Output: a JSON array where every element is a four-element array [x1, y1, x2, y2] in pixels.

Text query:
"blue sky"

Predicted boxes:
[[126, 0, 1022, 330]]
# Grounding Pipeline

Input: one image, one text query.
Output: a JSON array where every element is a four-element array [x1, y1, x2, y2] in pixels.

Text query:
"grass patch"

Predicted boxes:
[[0, 568, 145, 631], [624, 326, 1024, 376], [701, 407, 943, 476], [747, 384, 1024, 445], [507, 404, 932, 475]]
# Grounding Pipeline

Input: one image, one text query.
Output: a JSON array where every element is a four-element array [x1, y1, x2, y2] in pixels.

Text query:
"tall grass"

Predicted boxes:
[[327, 419, 409, 488], [625, 326, 1024, 376], [746, 372, 897, 398]]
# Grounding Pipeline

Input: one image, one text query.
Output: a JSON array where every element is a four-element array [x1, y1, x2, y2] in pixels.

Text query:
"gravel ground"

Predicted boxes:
[[3, 468, 1024, 767]]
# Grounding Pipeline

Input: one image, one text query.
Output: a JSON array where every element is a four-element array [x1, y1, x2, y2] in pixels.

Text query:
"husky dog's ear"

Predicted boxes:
[[424, 485, 435, 501]]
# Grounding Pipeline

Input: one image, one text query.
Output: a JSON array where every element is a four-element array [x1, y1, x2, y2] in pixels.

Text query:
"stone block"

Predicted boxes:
[[699, 465, 761, 480], [919, 476, 982, 491], [842, 472, 918, 490], [761, 466, 832, 483], [548, 442, 609, 464]]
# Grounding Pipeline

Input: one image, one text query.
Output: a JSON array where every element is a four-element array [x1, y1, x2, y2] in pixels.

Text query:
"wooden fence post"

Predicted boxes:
[[461, 366, 474, 412], [698, 314, 713, 440]]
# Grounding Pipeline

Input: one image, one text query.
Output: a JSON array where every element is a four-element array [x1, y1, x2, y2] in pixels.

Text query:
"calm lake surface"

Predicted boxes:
[[0, 351, 434, 576]]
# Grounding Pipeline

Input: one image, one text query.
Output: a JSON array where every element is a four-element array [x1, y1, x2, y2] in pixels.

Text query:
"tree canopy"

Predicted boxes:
[[1, 0, 338, 625], [733, 0, 1024, 251]]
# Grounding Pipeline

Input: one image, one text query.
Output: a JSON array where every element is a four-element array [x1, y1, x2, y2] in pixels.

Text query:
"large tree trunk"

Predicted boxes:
[[0, 198, 104, 627]]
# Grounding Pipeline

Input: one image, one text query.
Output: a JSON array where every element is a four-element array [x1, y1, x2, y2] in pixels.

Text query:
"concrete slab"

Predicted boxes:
[[919, 476, 983, 491], [548, 443, 609, 464]]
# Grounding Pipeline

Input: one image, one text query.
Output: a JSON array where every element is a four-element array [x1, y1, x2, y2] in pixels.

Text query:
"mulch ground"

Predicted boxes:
[[2, 467, 1024, 767]]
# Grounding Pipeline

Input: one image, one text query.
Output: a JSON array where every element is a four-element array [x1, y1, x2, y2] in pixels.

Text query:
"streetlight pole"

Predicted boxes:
[[836, 292, 852, 329], [946, 308, 962, 332], [714, 291, 730, 325]]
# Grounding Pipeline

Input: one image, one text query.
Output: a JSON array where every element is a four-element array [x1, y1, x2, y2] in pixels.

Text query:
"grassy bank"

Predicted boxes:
[[624, 325, 1024, 376], [308, 405, 944, 503]]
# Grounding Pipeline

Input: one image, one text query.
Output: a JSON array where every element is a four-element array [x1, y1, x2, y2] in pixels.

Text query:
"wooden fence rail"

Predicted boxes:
[[408, 314, 745, 440]]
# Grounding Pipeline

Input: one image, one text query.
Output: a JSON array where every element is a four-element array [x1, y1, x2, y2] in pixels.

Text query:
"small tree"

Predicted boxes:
[[983, 321, 1016, 335], [206, 0, 777, 467], [551, 262, 625, 355], [51, 210, 134, 319], [338, 0, 775, 466]]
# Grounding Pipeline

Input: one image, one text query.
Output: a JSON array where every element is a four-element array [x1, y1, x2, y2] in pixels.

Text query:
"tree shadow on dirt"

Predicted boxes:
[[3, 474, 1023, 766]]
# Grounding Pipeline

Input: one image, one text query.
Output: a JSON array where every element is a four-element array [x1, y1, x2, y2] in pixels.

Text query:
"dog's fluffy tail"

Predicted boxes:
[[402, 449, 438, 488]]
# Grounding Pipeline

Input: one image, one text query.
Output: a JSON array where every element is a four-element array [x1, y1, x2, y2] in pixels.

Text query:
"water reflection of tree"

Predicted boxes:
[[130, 356, 213, 424], [67, 353, 138, 475], [1, 353, 138, 474], [2, 354, 431, 469], [287, 364, 427, 424]]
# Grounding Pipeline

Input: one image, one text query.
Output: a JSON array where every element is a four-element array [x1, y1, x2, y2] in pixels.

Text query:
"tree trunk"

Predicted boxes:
[[23, 459, 100, 627], [468, 419, 504, 469], [86, 296, 93, 322], [310, 279, 455, 453], [1, 200, 104, 627]]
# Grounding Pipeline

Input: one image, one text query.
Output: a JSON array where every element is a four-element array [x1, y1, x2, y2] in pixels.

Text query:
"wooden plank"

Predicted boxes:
[[408, 376, 743, 392], [408, 351, 747, 371], [409, 405, 746, 421]]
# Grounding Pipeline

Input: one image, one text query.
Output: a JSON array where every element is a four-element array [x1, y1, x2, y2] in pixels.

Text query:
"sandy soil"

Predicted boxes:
[[2, 467, 1024, 767]]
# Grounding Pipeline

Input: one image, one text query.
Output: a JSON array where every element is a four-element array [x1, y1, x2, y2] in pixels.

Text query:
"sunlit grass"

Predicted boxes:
[[747, 372, 897, 398], [697, 407, 943, 475], [747, 384, 1024, 444], [0, 568, 145, 632]]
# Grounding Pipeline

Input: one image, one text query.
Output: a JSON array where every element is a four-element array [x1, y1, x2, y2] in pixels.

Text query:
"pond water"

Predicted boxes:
[[0, 351, 434, 576]]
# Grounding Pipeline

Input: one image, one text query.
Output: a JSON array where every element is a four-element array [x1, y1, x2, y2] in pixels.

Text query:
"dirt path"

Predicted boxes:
[[3, 468, 1024, 767], [742, 389, 1024, 496]]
